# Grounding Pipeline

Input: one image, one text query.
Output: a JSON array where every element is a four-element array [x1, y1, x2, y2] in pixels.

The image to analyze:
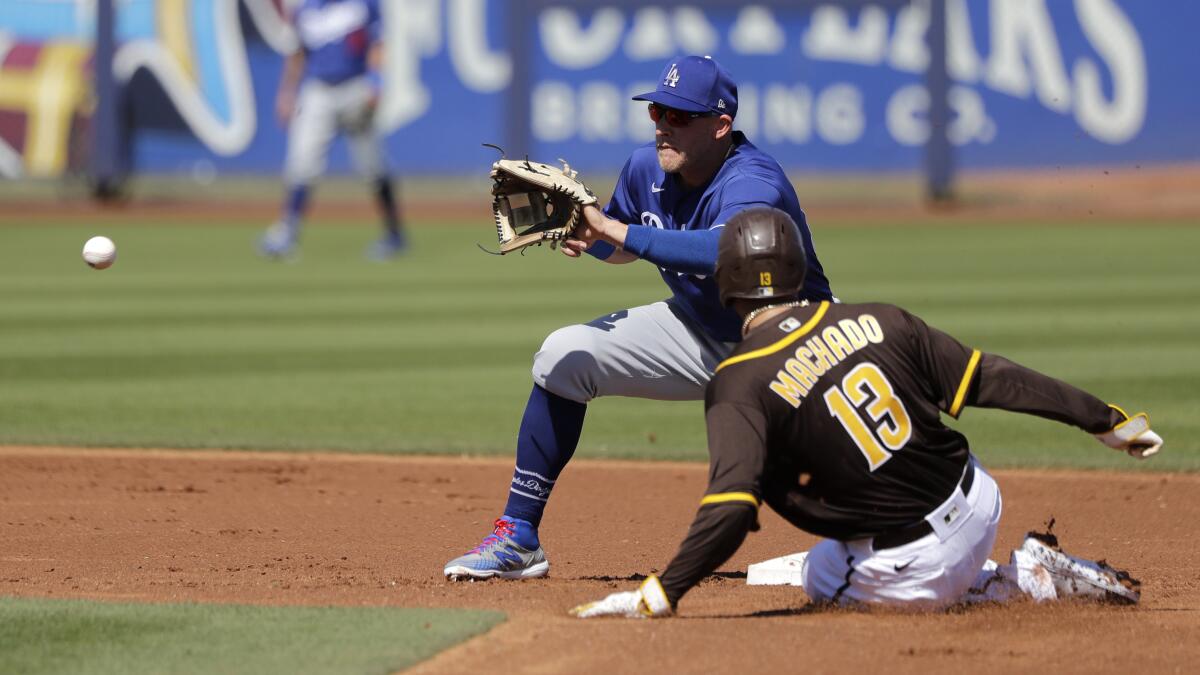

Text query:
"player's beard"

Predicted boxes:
[[656, 145, 686, 174]]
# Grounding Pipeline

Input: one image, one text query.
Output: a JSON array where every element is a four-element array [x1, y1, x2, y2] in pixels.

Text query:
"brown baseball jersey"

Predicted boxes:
[[657, 300, 1126, 605]]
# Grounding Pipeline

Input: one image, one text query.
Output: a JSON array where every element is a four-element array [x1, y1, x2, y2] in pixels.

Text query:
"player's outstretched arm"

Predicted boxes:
[[968, 353, 1163, 459], [568, 502, 757, 619], [570, 402, 765, 618], [562, 205, 724, 275]]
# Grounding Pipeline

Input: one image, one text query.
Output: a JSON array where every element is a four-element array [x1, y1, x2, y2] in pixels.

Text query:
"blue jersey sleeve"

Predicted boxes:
[[366, 0, 383, 42], [619, 176, 787, 275], [621, 227, 719, 275]]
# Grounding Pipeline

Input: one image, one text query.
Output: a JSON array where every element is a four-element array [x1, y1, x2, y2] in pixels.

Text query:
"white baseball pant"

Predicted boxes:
[[801, 458, 1003, 608], [284, 76, 386, 185]]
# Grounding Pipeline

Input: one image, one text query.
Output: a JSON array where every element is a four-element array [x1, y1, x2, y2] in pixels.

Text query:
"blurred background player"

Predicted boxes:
[[444, 55, 834, 581], [259, 0, 406, 260], [570, 208, 1162, 618]]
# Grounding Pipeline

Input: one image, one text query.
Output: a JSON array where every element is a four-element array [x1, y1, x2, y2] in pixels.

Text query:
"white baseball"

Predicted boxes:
[[82, 236, 117, 270]]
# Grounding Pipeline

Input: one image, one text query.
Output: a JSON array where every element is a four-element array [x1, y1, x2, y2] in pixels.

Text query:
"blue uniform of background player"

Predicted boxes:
[[259, 0, 406, 259], [445, 55, 833, 580]]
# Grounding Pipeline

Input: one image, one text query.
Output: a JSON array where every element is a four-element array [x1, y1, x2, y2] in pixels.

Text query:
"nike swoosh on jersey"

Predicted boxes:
[[894, 559, 916, 572], [651, 184, 665, 193]]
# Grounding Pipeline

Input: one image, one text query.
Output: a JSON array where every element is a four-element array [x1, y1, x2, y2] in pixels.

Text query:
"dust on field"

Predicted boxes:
[[2, 447, 1197, 673]]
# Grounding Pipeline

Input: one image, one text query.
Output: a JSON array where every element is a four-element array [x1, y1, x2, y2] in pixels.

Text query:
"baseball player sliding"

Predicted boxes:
[[260, 0, 406, 260], [445, 55, 835, 580], [571, 208, 1162, 617]]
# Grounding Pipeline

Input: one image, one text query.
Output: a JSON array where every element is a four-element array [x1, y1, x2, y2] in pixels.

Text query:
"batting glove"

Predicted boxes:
[[569, 575, 673, 619], [1095, 411, 1162, 459]]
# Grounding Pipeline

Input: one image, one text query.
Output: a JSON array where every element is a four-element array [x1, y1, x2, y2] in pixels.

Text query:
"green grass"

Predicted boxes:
[[1, 219, 1197, 469], [0, 596, 503, 674]]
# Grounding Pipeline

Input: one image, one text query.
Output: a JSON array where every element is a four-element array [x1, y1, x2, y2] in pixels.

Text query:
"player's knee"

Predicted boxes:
[[284, 165, 321, 185], [532, 325, 600, 403], [800, 540, 844, 603]]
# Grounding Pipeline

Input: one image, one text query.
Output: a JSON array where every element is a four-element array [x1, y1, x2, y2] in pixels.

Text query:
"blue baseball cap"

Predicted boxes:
[[633, 55, 738, 118]]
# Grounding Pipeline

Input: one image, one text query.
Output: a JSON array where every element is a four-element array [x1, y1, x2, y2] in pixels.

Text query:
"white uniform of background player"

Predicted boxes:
[[259, 0, 405, 260]]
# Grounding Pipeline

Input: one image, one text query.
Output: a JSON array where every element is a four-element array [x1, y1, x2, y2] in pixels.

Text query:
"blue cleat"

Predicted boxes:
[[444, 517, 549, 581], [365, 230, 407, 260], [258, 221, 299, 259]]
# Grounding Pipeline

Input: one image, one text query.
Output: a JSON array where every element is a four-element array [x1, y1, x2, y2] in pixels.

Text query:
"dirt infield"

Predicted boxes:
[[1, 447, 1197, 673]]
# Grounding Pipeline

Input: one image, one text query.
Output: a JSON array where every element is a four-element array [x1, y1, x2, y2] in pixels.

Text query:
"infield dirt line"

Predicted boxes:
[[0, 445, 1188, 483]]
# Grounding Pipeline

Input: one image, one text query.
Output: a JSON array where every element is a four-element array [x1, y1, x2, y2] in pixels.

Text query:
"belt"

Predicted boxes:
[[872, 463, 976, 551]]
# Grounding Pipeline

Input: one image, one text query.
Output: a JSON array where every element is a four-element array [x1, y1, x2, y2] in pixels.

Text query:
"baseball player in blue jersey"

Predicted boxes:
[[445, 55, 835, 580], [259, 0, 406, 260]]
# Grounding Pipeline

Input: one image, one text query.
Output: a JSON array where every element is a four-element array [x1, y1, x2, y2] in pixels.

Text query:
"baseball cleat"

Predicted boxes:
[[444, 517, 549, 581], [258, 221, 299, 259], [1007, 548, 1057, 602], [1019, 532, 1141, 604], [365, 230, 407, 260]]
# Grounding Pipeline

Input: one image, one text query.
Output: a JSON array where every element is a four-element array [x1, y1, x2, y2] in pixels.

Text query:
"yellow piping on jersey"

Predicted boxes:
[[699, 492, 760, 508], [948, 349, 982, 418], [715, 301, 831, 373]]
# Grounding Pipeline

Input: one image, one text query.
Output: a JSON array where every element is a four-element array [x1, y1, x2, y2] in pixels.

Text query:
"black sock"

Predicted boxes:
[[374, 177, 401, 236]]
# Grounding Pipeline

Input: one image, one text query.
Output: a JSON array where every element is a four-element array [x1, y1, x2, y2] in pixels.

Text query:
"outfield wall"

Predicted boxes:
[[0, 0, 1197, 178]]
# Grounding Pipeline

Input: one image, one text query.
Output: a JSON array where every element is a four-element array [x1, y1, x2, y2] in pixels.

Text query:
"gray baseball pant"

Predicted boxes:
[[284, 76, 385, 185], [533, 299, 735, 403]]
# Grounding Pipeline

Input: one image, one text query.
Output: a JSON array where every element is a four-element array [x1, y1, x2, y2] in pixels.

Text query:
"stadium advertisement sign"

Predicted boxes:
[[0, 0, 1196, 178]]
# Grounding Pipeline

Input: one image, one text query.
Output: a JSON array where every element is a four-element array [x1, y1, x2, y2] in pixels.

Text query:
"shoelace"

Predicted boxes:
[[468, 518, 516, 554]]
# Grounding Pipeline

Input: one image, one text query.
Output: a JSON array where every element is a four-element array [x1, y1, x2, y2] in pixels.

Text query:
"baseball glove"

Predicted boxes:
[[489, 153, 598, 254]]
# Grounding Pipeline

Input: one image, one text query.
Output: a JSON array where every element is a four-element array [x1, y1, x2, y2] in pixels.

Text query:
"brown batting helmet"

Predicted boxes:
[[715, 207, 807, 307]]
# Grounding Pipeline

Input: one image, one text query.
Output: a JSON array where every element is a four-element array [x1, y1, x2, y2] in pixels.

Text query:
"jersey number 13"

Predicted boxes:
[[823, 363, 913, 471]]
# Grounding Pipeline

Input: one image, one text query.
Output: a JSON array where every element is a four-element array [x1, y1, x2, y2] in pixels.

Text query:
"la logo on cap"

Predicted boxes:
[[664, 64, 680, 88]]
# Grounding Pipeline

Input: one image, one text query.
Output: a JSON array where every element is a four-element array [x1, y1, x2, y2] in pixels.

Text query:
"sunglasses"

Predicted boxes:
[[647, 103, 719, 128]]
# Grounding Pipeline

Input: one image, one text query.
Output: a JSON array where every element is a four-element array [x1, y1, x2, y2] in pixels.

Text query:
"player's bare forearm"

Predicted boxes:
[[275, 51, 305, 124], [604, 249, 638, 263], [279, 51, 305, 96], [561, 240, 636, 263], [580, 205, 629, 248]]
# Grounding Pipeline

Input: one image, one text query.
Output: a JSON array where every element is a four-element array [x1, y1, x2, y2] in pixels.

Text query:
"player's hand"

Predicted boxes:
[[363, 79, 381, 116], [562, 205, 603, 258], [569, 575, 673, 619], [1095, 412, 1163, 459], [563, 205, 626, 258]]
